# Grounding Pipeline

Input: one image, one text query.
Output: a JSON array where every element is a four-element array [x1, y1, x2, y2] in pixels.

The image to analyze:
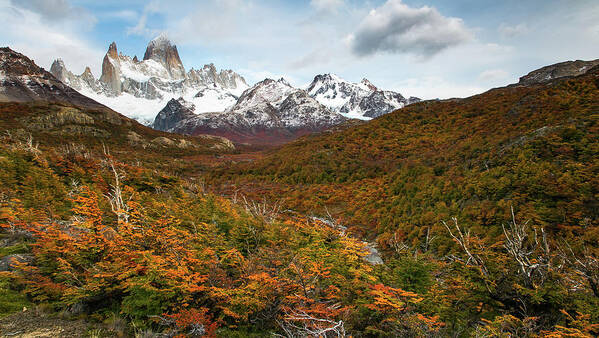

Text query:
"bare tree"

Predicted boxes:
[[389, 231, 413, 256], [502, 206, 552, 287], [421, 226, 436, 254], [24, 134, 39, 154], [277, 309, 346, 338], [8, 133, 41, 155], [103, 149, 131, 227], [559, 243, 599, 297], [442, 217, 489, 277], [242, 195, 281, 224]]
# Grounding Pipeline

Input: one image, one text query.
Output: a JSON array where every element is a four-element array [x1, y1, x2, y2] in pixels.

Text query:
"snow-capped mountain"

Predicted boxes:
[[50, 34, 248, 125], [0, 47, 104, 110], [152, 78, 346, 145], [307, 74, 420, 119], [47, 35, 419, 144]]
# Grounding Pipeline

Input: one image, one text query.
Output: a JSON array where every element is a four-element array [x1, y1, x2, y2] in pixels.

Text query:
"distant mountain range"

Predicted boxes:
[[0, 47, 234, 152], [152, 78, 346, 145], [49, 34, 249, 125], [4, 37, 598, 146], [307, 73, 420, 118], [46, 35, 420, 144]]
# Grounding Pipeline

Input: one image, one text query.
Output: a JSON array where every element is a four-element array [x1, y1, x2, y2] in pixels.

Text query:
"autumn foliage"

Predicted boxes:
[[1, 67, 598, 336]]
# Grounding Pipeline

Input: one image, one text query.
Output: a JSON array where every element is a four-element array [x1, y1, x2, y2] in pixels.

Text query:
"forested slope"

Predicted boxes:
[[205, 66, 599, 336]]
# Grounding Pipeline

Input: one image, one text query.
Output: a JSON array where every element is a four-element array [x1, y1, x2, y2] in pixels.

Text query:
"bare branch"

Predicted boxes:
[[104, 155, 131, 227], [278, 309, 346, 338], [442, 217, 489, 277], [502, 206, 551, 288]]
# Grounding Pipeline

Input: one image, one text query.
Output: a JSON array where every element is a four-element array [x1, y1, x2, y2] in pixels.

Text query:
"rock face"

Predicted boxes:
[[51, 59, 101, 93], [360, 90, 409, 118], [307, 74, 418, 119], [516, 59, 599, 86], [142, 34, 186, 80], [49, 34, 249, 125], [152, 97, 197, 131], [99, 42, 122, 94], [0, 47, 237, 152], [187, 63, 246, 90], [0, 47, 106, 110], [152, 78, 347, 145]]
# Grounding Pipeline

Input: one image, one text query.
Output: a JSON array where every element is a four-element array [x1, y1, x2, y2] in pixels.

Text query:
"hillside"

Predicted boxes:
[[0, 47, 235, 171], [1, 44, 598, 336], [213, 65, 599, 239], [0, 48, 444, 337], [204, 64, 599, 335]]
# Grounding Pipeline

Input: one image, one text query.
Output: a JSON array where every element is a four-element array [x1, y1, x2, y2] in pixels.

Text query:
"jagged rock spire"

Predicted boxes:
[[100, 41, 122, 95], [107, 42, 118, 59], [143, 33, 186, 80]]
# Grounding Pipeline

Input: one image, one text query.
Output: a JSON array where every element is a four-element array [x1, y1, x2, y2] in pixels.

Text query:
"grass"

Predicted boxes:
[[0, 277, 32, 317], [0, 242, 30, 256]]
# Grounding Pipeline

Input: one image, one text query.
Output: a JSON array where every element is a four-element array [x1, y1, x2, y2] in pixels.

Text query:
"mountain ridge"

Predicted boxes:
[[514, 58, 599, 86], [307, 73, 420, 119], [152, 78, 347, 145], [0, 46, 234, 153], [50, 37, 249, 125]]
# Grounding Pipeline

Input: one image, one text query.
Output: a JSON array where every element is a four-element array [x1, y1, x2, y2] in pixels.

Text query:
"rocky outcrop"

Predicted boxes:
[[360, 78, 378, 92], [152, 97, 197, 131], [25, 107, 95, 130], [407, 96, 421, 105], [187, 63, 248, 89], [50, 59, 101, 93], [99, 42, 122, 95], [278, 90, 345, 129], [80, 67, 101, 92], [360, 90, 407, 118], [516, 59, 599, 86], [49, 59, 71, 84], [0, 47, 106, 109], [143, 34, 186, 80]]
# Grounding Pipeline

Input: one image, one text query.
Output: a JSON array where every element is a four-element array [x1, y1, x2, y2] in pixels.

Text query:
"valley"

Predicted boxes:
[[1, 18, 598, 338]]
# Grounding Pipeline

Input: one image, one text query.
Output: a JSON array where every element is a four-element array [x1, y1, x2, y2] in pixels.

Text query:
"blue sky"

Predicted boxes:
[[2, 0, 599, 99]]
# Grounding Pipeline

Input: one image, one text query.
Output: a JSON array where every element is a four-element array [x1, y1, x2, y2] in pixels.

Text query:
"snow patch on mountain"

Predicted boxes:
[[307, 73, 419, 119], [50, 35, 249, 126], [152, 78, 346, 144], [231, 78, 295, 112]]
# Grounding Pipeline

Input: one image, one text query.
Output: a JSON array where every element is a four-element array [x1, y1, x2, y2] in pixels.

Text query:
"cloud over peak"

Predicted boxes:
[[10, 0, 95, 25], [348, 0, 472, 58], [310, 0, 344, 13]]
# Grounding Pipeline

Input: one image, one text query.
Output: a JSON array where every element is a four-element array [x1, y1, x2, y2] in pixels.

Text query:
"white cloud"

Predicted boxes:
[[479, 69, 509, 81], [9, 0, 95, 25], [0, 0, 103, 75], [498, 23, 528, 38], [107, 10, 138, 22], [390, 76, 485, 100], [348, 0, 472, 58], [310, 0, 344, 13], [127, 1, 162, 38]]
